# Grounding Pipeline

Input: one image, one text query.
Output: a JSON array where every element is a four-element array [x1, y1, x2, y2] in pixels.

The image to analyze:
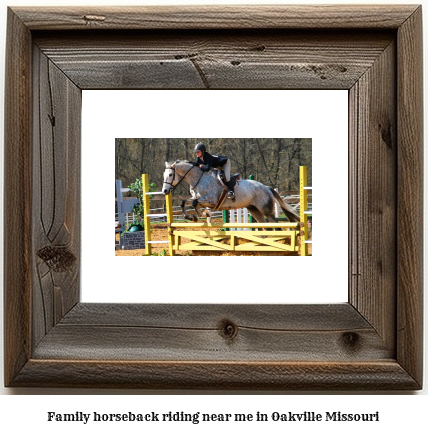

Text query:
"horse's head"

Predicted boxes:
[[162, 161, 177, 194], [162, 160, 197, 194]]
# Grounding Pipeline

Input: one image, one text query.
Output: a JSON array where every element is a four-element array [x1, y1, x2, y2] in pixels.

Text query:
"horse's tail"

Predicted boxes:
[[270, 188, 300, 223]]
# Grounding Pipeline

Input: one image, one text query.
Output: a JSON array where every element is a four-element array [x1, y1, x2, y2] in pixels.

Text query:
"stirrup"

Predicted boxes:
[[227, 190, 236, 201]]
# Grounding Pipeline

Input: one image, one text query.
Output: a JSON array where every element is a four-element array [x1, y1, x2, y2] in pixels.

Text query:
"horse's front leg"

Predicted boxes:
[[202, 207, 212, 223], [192, 195, 217, 223], [180, 199, 199, 222], [188, 198, 214, 223], [191, 199, 204, 222]]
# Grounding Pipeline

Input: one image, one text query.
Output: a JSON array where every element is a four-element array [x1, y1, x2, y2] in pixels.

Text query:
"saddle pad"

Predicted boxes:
[[213, 189, 228, 210]]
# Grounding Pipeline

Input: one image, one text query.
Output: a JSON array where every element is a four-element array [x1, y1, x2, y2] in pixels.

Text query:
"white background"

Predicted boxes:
[[0, 0, 426, 428], [82, 89, 348, 304]]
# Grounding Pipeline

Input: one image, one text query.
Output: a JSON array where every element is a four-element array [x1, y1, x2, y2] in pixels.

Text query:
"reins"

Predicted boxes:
[[165, 164, 204, 191]]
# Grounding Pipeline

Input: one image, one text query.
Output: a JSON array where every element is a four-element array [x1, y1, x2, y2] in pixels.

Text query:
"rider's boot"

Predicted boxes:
[[226, 181, 236, 201]]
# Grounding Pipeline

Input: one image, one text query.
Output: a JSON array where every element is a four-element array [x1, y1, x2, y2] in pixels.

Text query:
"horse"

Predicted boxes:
[[162, 160, 300, 224]]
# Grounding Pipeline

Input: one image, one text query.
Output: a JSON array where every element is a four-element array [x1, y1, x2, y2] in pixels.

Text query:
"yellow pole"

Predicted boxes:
[[142, 174, 152, 255], [165, 193, 175, 256], [299, 166, 308, 256]]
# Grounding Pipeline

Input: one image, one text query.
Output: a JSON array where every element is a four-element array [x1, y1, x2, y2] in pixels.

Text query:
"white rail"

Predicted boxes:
[[146, 213, 167, 218], [116, 207, 223, 226]]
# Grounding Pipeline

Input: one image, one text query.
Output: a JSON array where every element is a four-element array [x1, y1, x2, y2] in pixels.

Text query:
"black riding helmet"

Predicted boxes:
[[194, 143, 206, 152]]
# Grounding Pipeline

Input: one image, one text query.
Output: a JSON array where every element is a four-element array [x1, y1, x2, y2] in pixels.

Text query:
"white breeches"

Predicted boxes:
[[223, 159, 231, 182]]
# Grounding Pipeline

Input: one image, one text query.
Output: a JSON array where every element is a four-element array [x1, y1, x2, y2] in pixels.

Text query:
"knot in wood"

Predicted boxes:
[[219, 320, 238, 340], [83, 15, 106, 23], [341, 332, 361, 351], [37, 245, 76, 273], [378, 122, 393, 149]]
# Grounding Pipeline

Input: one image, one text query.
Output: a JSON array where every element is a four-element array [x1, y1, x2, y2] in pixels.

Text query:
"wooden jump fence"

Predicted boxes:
[[142, 166, 311, 256]]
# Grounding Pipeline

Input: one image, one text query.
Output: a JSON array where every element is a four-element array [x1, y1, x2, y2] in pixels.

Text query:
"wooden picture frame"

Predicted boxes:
[[4, 5, 423, 389]]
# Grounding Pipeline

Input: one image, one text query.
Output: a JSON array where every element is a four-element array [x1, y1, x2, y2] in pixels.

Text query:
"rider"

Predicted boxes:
[[194, 142, 235, 200]]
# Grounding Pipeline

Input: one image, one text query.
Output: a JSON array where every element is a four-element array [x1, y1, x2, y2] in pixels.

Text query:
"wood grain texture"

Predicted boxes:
[[4, 5, 423, 390], [12, 5, 419, 30], [32, 304, 391, 362], [34, 31, 393, 90], [4, 8, 32, 388], [349, 39, 396, 351], [12, 360, 419, 390], [60, 303, 368, 329], [396, 6, 423, 387], [32, 46, 81, 348]]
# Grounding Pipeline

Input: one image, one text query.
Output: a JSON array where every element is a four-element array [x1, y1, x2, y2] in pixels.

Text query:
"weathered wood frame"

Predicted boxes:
[[4, 5, 423, 389]]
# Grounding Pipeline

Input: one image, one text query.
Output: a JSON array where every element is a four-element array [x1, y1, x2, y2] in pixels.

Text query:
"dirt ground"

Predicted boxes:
[[115, 219, 312, 256]]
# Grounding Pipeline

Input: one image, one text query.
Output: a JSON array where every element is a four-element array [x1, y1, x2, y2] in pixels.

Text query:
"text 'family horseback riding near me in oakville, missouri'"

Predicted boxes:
[[46, 410, 380, 424]]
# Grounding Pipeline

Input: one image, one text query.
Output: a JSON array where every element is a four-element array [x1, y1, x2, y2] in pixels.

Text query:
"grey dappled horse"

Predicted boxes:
[[162, 160, 300, 224]]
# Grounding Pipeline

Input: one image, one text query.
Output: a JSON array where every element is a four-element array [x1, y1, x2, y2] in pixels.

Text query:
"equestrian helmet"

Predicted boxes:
[[194, 143, 206, 152]]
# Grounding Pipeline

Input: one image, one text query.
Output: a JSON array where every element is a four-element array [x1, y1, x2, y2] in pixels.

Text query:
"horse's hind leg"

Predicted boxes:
[[246, 205, 266, 229], [265, 213, 280, 230], [265, 213, 277, 223], [247, 206, 280, 231]]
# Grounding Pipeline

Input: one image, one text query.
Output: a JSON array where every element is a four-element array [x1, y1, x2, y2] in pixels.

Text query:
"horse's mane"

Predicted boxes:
[[166, 160, 195, 168]]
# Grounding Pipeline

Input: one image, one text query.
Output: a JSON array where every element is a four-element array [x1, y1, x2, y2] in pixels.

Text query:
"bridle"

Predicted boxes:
[[164, 164, 205, 191]]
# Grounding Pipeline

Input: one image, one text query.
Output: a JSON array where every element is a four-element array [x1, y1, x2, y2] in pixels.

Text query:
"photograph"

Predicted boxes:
[[115, 138, 312, 256]]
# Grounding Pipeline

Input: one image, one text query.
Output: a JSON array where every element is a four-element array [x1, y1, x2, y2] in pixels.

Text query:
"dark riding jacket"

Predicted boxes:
[[195, 152, 227, 171]]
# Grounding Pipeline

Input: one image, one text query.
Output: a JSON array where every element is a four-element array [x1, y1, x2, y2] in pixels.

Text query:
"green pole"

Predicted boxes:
[[248, 174, 255, 229], [222, 210, 229, 231]]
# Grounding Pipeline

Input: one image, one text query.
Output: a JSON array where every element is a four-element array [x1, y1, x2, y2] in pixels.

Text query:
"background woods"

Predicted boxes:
[[115, 138, 312, 204]]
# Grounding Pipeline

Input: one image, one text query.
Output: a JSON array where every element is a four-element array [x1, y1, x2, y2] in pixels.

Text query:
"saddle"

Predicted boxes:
[[216, 170, 241, 190], [213, 170, 241, 210]]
